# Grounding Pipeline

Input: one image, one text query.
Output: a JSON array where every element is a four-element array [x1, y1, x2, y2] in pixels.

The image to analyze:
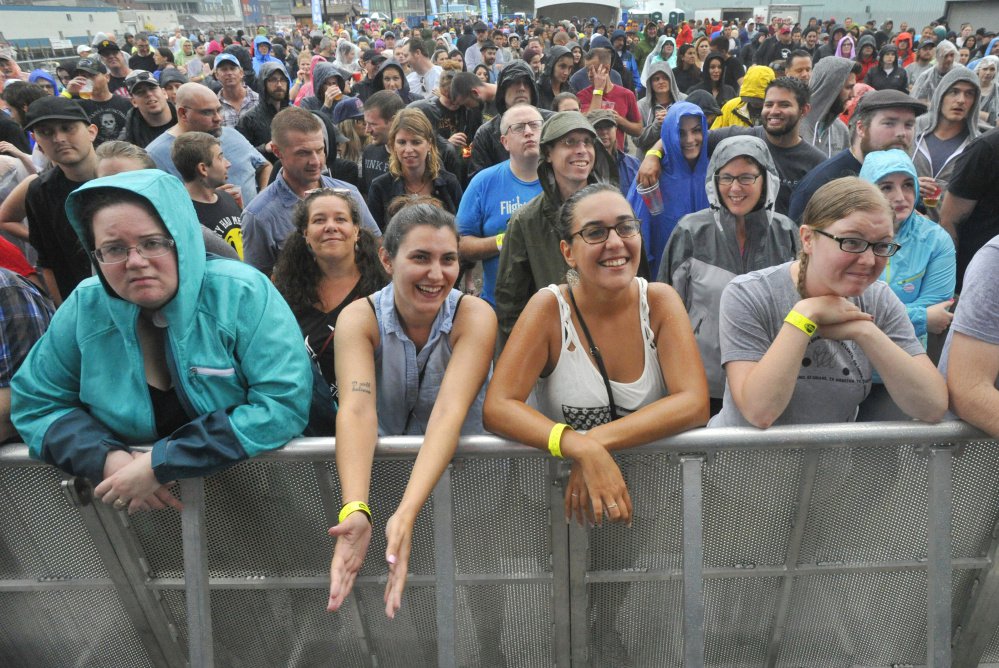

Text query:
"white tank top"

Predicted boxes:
[[535, 278, 668, 431]]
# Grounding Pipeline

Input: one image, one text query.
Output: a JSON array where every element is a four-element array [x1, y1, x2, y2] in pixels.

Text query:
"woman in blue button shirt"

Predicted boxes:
[[326, 202, 496, 619]]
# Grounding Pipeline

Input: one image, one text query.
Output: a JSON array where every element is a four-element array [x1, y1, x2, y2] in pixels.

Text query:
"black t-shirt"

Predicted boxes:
[[787, 148, 863, 224], [26, 167, 93, 299], [0, 116, 29, 154], [192, 190, 243, 258], [129, 53, 157, 72], [709, 126, 827, 217], [107, 76, 131, 99], [361, 143, 389, 194], [78, 95, 133, 146], [948, 128, 999, 290]]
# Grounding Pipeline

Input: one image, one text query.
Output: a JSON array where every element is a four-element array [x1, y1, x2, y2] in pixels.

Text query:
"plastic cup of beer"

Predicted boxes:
[[924, 179, 947, 208], [79, 79, 93, 99], [636, 181, 664, 215]]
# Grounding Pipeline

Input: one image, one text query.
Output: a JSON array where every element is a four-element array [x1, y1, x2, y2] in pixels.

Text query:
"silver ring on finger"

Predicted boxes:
[[571, 492, 579, 497], [113, 498, 128, 510], [606, 503, 618, 509]]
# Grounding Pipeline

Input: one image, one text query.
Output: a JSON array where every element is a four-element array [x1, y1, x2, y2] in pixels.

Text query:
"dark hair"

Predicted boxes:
[[2, 82, 48, 111], [408, 39, 430, 58], [710, 35, 729, 51], [157, 47, 175, 63], [272, 189, 387, 313], [556, 183, 621, 242], [473, 63, 491, 79], [450, 71, 484, 101], [171, 131, 221, 182], [766, 75, 810, 108], [363, 89, 405, 123], [382, 202, 459, 258], [785, 49, 812, 69], [76, 188, 167, 252]]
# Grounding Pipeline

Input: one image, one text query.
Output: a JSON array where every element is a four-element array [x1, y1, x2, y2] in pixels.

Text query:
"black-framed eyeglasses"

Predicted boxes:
[[93, 237, 176, 264], [811, 228, 901, 257], [573, 219, 641, 244], [716, 173, 762, 186]]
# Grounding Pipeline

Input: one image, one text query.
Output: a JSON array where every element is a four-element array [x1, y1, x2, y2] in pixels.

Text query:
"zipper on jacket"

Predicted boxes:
[[189, 366, 236, 377]]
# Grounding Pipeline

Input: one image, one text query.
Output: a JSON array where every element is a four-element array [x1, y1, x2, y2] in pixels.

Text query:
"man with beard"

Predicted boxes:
[[145, 83, 270, 206], [118, 70, 177, 147], [62, 58, 131, 146], [800, 28, 820, 60], [236, 61, 291, 161], [799, 56, 860, 157], [789, 89, 926, 222], [905, 39, 936, 91], [708, 77, 824, 215]]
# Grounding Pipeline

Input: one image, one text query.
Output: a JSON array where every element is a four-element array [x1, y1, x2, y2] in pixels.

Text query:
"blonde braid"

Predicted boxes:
[[796, 251, 809, 299]]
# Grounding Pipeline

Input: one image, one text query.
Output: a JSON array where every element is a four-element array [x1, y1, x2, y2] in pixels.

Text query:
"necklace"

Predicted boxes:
[[404, 179, 429, 195]]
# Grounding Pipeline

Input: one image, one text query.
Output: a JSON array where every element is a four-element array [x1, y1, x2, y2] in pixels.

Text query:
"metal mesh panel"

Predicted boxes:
[[797, 445, 929, 565], [160, 588, 370, 667], [702, 449, 805, 569], [0, 590, 154, 668], [355, 584, 439, 667], [776, 571, 928, 665], [452, 458, 550, 574], [588, 580, 684, 666], [0, 467, 107, 579], [950, 440, 999, 559], [455, 584, 552, 667], [705, 577, 782, 664], [588, 453, 684, 571]]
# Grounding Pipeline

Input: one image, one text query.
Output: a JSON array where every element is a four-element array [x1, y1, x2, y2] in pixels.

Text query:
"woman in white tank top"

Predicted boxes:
[[484, 184, 710, 526]]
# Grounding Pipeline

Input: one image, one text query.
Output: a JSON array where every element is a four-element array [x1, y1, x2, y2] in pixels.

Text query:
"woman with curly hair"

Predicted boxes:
[[272, 189, 388, 434], [366, 108, 463, 231]]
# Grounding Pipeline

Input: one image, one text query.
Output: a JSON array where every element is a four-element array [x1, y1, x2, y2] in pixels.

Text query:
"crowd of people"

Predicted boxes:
[[1, 11, 999, 632]]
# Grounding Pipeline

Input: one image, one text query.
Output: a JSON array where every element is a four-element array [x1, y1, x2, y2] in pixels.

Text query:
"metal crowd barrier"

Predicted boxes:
[[3, 421, 999, 667]]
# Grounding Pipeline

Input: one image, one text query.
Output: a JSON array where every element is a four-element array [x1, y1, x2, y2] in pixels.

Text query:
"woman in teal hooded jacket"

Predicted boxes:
[[11, 170, 312, 512]]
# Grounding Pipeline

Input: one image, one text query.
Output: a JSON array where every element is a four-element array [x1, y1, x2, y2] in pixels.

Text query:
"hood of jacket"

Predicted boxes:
[[65, 169, 206, 332], [536, 111, 615, 207], [935, 40, 959, 69], [857, 34, 877, 61], [858, 148, 920, 229], [804, 56, 855, 125], [835, 35, 857, 59], [254, 35, 271, 50], [706, 134, 780, 228], [542, 45, 573, 81], [685, 89, 722, 117], [739, 65, 775, 99], [642, 59, 684, 97], [649, 35, 678, 69], [255, 60, 292, 97], [28, 69, 59, 92], [313, 61, 349, 93], [699, 53, 726, 87], [877, 44, 899, 67], [660, 101, 709, 184], [916, 65, 982, 139], [496, 59, 539, 114], [894, 32, 913, 51]]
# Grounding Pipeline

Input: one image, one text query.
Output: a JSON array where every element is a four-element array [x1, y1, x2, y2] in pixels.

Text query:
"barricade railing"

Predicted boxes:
[[3, 421, 999, 667]]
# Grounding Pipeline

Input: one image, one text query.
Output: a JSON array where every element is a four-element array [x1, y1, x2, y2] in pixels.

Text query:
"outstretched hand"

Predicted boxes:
[[327, 511, 372, 612], [383, 511, 415, 619]]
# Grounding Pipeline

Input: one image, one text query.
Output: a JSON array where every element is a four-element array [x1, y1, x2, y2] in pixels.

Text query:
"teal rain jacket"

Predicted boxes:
[[11, 170, 311, 484], [859, 150, 956, 345]]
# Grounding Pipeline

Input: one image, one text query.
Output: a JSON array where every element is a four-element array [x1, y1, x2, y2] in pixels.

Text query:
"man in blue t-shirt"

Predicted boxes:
[[457, 104, 543, 306]]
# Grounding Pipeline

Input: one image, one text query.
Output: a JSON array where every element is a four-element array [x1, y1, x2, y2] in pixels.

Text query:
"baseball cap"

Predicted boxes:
[[383, 30, 396, 39], [332, 96, 364, 125], [23, 96, 90, 131], [474, 21, 488, 32], [73, 58, 107, 76], [779, 26, 791, 34], [855, 89, 928, 116], [76, 44, 92, 56], [94, 38, 120, 56], [586, 109, 617, 127], [125, 69, 159, 94], [361, 49, 386, 64], [0, 48, 14, 62], [159, 69, 189, 87], [213, 53, 241, 69], [919, 39, 936, 48], [480, 40, 497, 51]]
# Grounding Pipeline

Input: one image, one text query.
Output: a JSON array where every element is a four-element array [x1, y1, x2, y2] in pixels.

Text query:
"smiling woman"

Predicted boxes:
[[708, 176, 949, 429]]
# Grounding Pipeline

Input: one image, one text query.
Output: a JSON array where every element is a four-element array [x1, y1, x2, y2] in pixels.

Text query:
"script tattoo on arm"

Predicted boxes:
[[351, 381, 372, 394]]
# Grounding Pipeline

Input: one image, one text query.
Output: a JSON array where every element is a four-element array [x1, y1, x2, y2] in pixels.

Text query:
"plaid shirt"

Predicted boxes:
[[218, 85, 259, 128], [0, 269, 53, 387]]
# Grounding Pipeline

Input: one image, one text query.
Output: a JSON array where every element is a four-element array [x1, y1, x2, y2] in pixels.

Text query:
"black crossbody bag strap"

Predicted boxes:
[[566, 285, 619, 421]]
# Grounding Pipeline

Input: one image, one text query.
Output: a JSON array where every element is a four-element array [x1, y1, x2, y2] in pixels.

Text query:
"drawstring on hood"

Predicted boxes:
[[705, 135, 779, 227]]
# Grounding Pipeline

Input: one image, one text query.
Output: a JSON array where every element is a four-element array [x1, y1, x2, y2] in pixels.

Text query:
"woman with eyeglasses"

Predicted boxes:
[[485, 182, 709, 527], [708, 177, 948, 428], [11, 170, 312, 513], [366, 109, 462, 231], [327, 202, 496, 619], [657, 136, 800, 414]]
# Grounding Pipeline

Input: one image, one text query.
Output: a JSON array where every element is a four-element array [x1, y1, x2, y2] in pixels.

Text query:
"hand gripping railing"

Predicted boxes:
[[2, 420, 998, 667]]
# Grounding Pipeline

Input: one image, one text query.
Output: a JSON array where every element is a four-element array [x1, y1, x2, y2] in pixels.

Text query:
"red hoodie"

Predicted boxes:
[[894, 32, 915, 67], [677, 22, 693, 47]]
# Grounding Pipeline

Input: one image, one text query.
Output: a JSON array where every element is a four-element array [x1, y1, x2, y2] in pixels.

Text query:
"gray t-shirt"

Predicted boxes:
[[939, 235, 999, 387], [708, 261, 925, 427]]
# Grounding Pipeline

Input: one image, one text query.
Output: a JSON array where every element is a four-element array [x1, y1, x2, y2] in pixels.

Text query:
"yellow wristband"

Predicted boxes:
[[646, 149, 664, 159], [548, 423, 571, 458], [495, 232, 505, 250], [338, 501, 372, 524], [593, 89, 604, 96], [784, 310, 818, 337]]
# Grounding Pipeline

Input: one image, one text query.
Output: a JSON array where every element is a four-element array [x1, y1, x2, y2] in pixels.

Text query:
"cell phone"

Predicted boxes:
[[947, 295, 959, 313]]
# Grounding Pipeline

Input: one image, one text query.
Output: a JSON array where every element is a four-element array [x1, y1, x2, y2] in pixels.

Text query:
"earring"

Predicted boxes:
[[566, 267, 579, 286]]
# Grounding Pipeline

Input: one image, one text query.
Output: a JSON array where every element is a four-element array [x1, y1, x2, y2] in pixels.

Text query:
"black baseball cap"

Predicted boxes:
[[94, 38, 120, 56], [23, 96, 90, 131], [480, 40, 497, 52], [474, 22, 488, 32], [125, 69, 159, 94], [73, 57, 107, 75], [159, 69, 189, 87]]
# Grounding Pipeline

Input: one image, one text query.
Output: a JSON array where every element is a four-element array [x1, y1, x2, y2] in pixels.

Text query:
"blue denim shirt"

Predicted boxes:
[[241, 170, 380, 275], [371, 283, 486, 436]]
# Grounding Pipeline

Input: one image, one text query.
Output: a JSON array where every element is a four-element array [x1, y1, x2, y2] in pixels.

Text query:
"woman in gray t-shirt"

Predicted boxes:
[[709, 177, 948, 428]]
